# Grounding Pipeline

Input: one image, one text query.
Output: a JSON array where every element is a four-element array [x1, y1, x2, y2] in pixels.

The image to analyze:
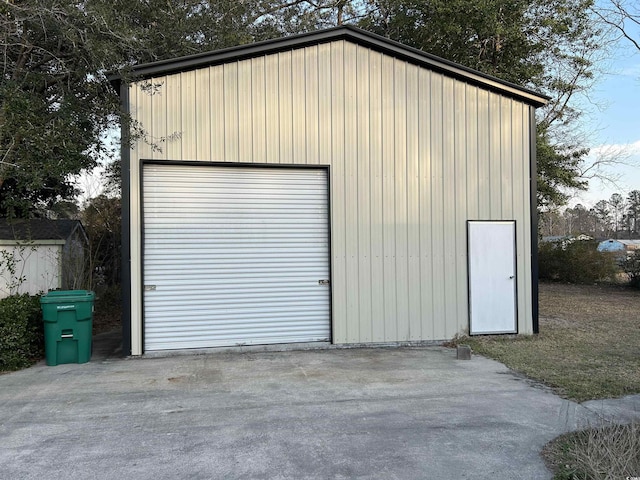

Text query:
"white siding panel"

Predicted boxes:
[[264, 55, 280, 163], [278, 52, 293, 164], [442, 76, 457, 337], [317, 44, 332, 166], [477, 89, 490, 218], [454, 80, 468, 334], [418, 69, 433, 340], [357, 45, 372, 342], [394, 59, 409, 341], [238, 59, 253, 162], [135, 82, 154, 160], [344, 42, 359, 343], [151, 76, 167, 160], [181, 71, 197, 160], [489, 92, 502, 217], [369, 51, 384, 343], [143, 165, 330, 350], [252, 57, 266, 163], [465, 85, 479, 218], [330, 41, 347, 343], [0, 244, 62, 298], [166, 74, 182, 159], [521, 108, 534, 334], [501, 97, 514, 218], [195, 69, 211, 161], [430, 73, 446, 340], [406, 64, 421, 340], [224, 63, 239, 162], [292, 49, 306, 164], [381, 53, 396, 342], [305, 47, 319, 165], [210, 65, 225, 161]]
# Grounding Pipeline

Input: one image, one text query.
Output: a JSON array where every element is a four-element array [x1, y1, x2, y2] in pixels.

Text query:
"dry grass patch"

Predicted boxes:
[[460, 282, 640, 402], [542, 421, 640, 480]]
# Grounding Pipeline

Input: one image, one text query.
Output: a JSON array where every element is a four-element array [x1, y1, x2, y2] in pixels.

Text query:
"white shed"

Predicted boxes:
[[0, 219, 88, 298], [114, 26, 548, 356]]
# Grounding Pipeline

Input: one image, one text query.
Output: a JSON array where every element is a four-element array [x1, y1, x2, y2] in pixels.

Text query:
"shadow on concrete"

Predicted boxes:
[[92, 328, 122, 361]]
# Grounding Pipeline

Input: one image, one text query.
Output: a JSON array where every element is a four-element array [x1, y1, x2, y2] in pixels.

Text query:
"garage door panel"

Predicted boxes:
[[143, 165, 331, 351], [145, 295, 329, 308], [145, 315, 330, 326]]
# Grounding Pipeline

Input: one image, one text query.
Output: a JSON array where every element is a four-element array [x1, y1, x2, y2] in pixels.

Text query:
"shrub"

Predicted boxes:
[[0, 294, 44, 371], [538, 240, 618, 284], [621, 251, 640, 288]]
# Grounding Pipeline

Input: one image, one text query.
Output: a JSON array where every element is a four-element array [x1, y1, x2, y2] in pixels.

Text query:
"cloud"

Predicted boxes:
[[619, 63, 640, 78], [589, 139, 640, 158]]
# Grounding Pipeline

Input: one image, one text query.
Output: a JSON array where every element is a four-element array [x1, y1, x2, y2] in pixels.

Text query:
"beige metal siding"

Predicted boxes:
[[129, 39, 534, 354]]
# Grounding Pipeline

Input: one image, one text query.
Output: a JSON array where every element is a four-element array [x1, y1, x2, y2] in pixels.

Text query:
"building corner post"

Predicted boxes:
[[120, 82, 132, 356], [530, 107, 539, 334]]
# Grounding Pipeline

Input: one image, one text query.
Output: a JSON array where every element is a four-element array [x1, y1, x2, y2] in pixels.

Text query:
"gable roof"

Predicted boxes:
[[599, 239, 640, 246], [111, 25, 549, 108], [0, 219, 85, 242]]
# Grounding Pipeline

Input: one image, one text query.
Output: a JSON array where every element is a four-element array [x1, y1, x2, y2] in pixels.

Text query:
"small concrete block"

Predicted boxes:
[[456, 345, 471, 360]]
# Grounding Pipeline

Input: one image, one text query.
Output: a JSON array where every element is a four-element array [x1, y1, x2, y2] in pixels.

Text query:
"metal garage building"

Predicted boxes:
[[114, 26, 548, 356]]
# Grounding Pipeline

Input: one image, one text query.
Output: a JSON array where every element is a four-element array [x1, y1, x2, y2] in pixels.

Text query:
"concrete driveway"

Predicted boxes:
[[0, 335, 634, 480]]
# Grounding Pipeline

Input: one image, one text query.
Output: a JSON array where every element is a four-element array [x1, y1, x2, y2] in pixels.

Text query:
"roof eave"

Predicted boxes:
[[110, 25, 549, 108]]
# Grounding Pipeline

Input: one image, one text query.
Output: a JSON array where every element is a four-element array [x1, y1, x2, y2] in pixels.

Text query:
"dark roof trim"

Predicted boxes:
[[0, 219, 87, 242], [110, 25, 549, 108]]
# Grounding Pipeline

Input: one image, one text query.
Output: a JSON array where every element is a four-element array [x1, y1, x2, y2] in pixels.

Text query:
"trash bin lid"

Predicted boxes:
[[40, 290, 95, 304]]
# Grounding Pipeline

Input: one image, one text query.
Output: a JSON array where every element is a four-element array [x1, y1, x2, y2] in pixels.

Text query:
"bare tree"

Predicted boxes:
[[592, 200, 612, 237], [609, 193, 625, 234], [593, 0, 640, 51], [627, 190, 640, 235]]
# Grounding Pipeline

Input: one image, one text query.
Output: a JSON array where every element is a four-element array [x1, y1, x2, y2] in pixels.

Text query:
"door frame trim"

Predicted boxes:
[[467, 220, 519, 336], [139, 160, 332, 353]]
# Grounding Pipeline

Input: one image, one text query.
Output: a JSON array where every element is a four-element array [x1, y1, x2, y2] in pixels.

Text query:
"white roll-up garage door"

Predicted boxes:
[[142, 164, 331, 351]]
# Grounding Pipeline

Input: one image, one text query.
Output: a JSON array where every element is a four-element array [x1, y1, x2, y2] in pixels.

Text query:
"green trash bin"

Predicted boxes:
[[40, 290, 95, 366]]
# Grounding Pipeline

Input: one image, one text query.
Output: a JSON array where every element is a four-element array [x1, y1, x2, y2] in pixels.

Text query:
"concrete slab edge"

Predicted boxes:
[[139, 339, 448, 358]]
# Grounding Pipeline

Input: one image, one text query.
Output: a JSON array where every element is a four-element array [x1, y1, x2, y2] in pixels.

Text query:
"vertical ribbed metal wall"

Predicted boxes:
[[128, 39, 532, 353]]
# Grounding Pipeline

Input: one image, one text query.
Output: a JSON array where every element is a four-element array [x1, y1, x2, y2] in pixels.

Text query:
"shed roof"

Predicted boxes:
[[111, 25, 549, 108], [599, 239, 640, 246], [0, 219, 85, 242]]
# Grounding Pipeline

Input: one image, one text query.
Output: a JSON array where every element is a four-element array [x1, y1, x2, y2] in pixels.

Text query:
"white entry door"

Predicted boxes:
[[468, 221, 517, 335]]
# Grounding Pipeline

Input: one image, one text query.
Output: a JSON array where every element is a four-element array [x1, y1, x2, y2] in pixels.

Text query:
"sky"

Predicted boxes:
[[569, 14, 640, 208]]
